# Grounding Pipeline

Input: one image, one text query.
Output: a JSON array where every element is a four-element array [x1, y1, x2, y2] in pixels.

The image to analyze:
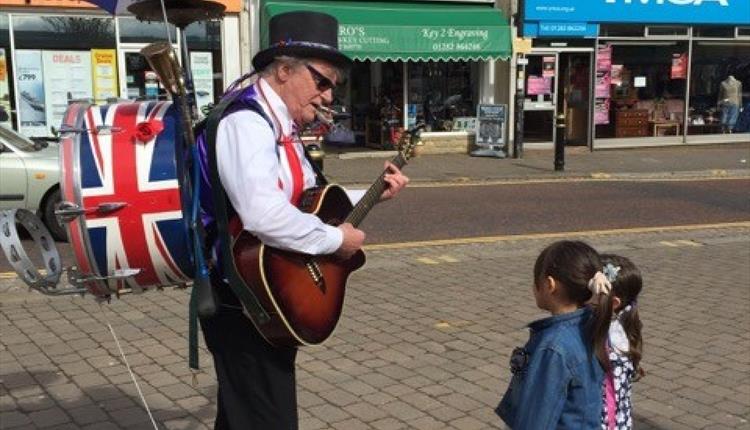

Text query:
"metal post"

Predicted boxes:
[[554, 113, 566, 171], [513, 56, 526, 159]]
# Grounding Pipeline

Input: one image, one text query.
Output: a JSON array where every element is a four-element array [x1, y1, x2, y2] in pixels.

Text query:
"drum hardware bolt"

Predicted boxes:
[[96, 202, 127, 214], [55, 125, 122, 135]]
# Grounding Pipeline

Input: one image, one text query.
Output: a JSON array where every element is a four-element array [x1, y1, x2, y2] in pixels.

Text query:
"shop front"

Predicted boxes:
[[0, 0, 241, 138], [259, 0, 512, 153], [520, 0, 750, 148]]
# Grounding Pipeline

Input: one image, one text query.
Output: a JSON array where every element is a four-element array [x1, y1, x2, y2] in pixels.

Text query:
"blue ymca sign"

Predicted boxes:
[[523, 0, 750, 28]]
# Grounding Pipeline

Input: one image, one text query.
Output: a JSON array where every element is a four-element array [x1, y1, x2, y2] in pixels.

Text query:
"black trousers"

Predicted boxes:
[[200, 290, 298, 430]]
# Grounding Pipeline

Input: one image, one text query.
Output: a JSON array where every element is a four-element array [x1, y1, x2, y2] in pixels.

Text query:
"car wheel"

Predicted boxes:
[[42, 189, 67, 242]]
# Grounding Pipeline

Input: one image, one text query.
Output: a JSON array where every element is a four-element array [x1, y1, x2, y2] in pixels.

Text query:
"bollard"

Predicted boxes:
[[554, 113, 566, 171]]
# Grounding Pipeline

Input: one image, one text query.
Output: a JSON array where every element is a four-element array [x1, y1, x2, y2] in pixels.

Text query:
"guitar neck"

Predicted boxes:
[[344, 153, 407, 227]]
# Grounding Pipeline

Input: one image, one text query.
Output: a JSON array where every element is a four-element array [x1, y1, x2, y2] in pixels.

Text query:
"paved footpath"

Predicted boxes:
[[1, 224, 749, 429]]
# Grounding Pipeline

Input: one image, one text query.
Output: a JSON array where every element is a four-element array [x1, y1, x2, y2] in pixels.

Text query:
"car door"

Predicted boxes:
[[0, 141, 28, 209]]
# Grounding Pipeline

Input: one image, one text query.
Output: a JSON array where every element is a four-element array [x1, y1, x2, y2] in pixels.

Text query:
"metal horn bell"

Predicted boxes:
[[140, 41, 184, 96]]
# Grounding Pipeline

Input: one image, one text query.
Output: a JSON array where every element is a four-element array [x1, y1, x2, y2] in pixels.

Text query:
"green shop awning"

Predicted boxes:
[[261, 0, 512, 62]]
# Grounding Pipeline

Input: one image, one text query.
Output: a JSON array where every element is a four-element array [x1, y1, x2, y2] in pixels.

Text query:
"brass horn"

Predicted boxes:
[[140, 41, 185, 97], [139, 41, 217, 318]]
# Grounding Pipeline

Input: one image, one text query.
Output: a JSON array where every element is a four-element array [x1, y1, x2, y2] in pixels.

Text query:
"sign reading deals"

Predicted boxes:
[[523, 0, 749, 25]]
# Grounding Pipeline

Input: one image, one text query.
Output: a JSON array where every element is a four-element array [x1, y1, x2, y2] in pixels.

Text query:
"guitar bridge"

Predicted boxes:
[[305, 260, 325, 292]]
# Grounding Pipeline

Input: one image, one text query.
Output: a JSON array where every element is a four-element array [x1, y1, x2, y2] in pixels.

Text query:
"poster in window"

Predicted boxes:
[[527, 76, 551, 95], [92, 49, 118, 103], [594, 98, 610, 125], [190, 52, 214, 115], [43, 50, 93, 132], [0, 49, 11, 126], [595, 70, 611, 98], [597, 45, 612, 71], [610, 64, 623, 87], [671, 53, 687, 79], [16, 50, 47, 136], [542, 56, 555, 78]]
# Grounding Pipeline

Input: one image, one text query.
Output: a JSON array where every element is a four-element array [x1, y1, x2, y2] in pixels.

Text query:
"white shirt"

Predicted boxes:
[[216, 78, 362, 255]]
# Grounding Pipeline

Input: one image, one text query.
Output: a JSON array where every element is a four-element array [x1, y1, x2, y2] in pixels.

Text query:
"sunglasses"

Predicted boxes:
[[305, 64, 336, 92]]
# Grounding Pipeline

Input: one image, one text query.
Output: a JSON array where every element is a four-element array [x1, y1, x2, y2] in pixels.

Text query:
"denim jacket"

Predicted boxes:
[[496, 307, 604, 429]]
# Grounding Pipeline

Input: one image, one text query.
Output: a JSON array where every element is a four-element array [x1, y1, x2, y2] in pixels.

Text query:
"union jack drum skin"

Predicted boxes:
[[59, 101, 194, 298]]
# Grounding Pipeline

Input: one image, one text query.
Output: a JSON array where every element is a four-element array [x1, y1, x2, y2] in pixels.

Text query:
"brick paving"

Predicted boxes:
[[1, 225, 748, 429]]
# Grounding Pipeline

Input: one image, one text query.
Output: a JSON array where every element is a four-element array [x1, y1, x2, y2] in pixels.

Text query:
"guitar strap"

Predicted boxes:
[[203, 88, 271, 325]]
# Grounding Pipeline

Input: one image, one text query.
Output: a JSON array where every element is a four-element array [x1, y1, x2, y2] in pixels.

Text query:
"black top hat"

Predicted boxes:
[[253, 11, 352, 71]]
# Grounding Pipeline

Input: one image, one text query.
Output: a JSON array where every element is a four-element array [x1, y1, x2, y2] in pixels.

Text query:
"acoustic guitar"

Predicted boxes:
[[229, 125, 423, 346]]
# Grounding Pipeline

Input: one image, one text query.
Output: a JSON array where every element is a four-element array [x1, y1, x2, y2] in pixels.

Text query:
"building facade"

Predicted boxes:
[[517, 0, 750, 150], [0, 0, 244, 138], [249, 0, 514, 153]]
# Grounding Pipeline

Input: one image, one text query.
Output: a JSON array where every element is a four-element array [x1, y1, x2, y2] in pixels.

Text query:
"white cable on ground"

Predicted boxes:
[[100, 304, 160, 430]]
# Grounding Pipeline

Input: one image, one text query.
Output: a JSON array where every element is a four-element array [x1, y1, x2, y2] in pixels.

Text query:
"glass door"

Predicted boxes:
[[559, 52, 592, 146], [522, 54, 558, 144]]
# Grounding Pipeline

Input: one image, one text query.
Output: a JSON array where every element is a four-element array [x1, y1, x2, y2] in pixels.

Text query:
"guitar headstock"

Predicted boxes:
[[397, 123, 426, 161]]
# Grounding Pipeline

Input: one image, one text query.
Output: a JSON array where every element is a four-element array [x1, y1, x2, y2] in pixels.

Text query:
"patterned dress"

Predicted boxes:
[[601, 319, 635, 430]]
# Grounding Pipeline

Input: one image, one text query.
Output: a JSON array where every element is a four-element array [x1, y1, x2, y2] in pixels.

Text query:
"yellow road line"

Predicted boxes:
[[375, 175, 750, 189], [365, 221, 750, 251]]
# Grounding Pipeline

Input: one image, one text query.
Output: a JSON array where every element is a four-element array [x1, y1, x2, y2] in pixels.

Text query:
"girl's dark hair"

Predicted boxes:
[[534, 240, 600, 304], [600, 254, 645, 379], [534, 241, 611, 368]]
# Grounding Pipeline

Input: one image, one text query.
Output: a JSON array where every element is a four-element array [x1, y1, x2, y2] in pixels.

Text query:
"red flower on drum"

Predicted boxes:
[[134, 120, 164, 143]]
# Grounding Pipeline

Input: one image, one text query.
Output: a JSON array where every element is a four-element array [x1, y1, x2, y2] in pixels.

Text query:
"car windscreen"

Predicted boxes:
[[0, 125, 38, 152]]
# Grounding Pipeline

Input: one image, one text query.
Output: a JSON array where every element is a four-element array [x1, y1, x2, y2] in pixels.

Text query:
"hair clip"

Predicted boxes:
[[588, 271, 612, 296], [602, 263, 621, 283]]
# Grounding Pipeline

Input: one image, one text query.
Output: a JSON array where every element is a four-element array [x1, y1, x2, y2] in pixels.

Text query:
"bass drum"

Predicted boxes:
[[59, 101, 194, 298]]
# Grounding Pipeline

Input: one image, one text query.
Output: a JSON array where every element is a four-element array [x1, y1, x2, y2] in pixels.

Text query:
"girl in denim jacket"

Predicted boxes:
[[594, 254, 645, 430], [496, 240, 612, 429]]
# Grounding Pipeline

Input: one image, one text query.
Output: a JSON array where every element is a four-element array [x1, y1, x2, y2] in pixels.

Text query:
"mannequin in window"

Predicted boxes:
[[718, 75, 742, 133]]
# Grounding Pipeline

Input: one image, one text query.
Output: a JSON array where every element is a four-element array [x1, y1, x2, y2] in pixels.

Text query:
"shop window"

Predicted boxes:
[[738, 27, 750, 38], [693, 26, 736, 38], [11, 16, 118, 137], [13, 15, 115, 49], [1, 14, 12, 127], [594, 42, 689, 140], [599, 25, 645, 38], [184, 20, 223, 113], [118, 17, 177, 44], [408, 61, 479, 132], [645, 26, 689, 37], [688, 42, 750, 135]]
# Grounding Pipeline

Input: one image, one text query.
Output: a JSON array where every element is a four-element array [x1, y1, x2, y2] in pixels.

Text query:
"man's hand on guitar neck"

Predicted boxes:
[[380, 161, 409, 201], [336, 222, 365, 259]]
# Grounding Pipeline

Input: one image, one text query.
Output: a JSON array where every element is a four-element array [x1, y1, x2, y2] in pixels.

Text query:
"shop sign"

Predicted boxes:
[[523, 22, 599, 37], [92, 49, 118, 103], [0, 49, 10, 127], [523, 0, 749, 25], [338, 25, 506, 57], [15, 50, 48, 137], [190, 52, 214, 115], [43, 50, 93, 134], [513, 38, 533, 54]]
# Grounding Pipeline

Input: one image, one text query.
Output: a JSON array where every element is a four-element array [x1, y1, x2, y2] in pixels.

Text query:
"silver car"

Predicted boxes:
[[0, 125, 66, 241]]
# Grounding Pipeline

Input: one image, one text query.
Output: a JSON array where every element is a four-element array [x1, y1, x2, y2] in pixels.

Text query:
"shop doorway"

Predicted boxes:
[[522, 51, 592, 147], [558, 52, 592, 146]]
